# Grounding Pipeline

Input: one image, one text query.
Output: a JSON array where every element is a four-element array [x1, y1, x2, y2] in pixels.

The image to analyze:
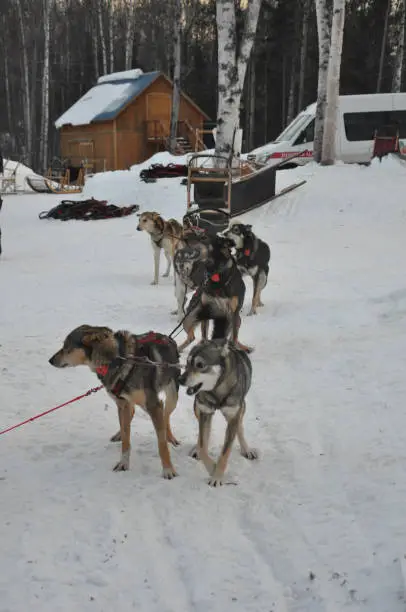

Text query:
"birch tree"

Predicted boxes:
[[39, 0, 53, 171], [314, 0, 332, 163], [377, 0, 391, 93], [2, 15, 13, 136], [97, 0, 108, 74], [214, 0, 262, 160], [321, 0, 346, 165], [298, 0, 311, 112], [14, 0, 32, 166], [169, 0, 182, 152], [392, 0, 406, 92], [124, 0, 136, 70], [108, 0, 115, 73]]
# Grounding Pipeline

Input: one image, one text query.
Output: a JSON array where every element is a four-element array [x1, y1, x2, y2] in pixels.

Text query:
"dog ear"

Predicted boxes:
[[82, 327, 112, 346], [245, 224, 253, 231]]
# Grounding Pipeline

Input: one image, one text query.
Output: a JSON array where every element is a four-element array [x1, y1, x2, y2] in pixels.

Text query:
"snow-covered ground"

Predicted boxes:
[[1, 156, 406, 611]]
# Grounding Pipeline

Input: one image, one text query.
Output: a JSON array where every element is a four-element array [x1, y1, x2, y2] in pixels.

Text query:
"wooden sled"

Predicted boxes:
[[44, 178, 83, 194], [43, 164, 85, 194], [186, 152, 306, 218], [26, 175, 53, 193]]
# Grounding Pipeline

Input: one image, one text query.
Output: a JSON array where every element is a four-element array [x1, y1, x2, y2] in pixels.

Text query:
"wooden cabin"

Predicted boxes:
[[54, 69, 210, 172]]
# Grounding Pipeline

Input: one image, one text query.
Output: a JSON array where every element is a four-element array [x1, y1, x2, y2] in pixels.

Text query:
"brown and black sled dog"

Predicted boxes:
[[49, 325, 180, 479]]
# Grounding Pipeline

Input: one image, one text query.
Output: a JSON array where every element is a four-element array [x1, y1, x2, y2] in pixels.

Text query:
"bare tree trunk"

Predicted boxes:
[[98, 0, 108, 74], [286, 2, 301, 125], [298, 0, 311, 112], [286, 57, 296, 125], [392, 0, 406, 92], [314, 0, 332, 163], [92, 16, 100, 80], [247, 52, 256, 151], [15, 0, 32, 166], [2, 17, 13, 135], [124, 0, 136, 70], [40, 0, 52, 172], [215, 0, 262, 159], [377, 0, 391, 93], [321, 0, 346, 165], [169, 0, 182, 152], [264, 50, 269, 142], [30, 41, 38, 168], [108, 0, 114, 73], [282, 53, 287, 126]]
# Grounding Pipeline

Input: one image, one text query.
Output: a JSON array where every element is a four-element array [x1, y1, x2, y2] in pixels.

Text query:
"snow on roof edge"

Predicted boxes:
[[97, 69, 144, 85]]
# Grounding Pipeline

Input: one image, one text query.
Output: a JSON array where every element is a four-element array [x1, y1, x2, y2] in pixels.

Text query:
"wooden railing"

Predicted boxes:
[[145, 119, 207, 154]]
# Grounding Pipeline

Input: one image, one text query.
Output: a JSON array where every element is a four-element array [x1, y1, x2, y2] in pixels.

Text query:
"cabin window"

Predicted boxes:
[[343, 110, 406, 141], [293, 119, 315, 145]]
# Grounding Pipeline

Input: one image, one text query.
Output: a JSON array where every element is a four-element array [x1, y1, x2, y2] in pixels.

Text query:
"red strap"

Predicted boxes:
[[211, 273, 220, 282], [244, 249, 251, 256], [138, 331, 168, 345], [96, 365, 108, 376], [0, 386, 103, 436]]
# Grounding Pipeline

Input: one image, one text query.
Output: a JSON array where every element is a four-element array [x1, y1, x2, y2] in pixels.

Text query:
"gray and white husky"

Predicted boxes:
[[179, 339, 258, 486]]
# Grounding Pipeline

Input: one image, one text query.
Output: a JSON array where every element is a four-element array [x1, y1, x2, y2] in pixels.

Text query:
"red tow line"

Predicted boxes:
[[0, 385, 103, 436]]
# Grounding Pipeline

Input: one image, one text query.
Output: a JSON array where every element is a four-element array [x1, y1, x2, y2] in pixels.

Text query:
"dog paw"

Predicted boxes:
[[113, 459, 129, 472], [241, 448, 259, 460], [162, 272, 170, 278], [247, 310, 257, 316], [110, 431, 121, 443], [258, 301, 265, 307], [150, 280, 158, 286], [189, 445, 200, 460], [167, 435, 181, 447], [207, 475, 224, 487], [162, 466, 178, 479], [170, 309, 178, 316]]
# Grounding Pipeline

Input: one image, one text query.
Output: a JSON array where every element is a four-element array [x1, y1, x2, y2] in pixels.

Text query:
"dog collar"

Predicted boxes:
[[211, 273, 220, 282], [244, 248, 250, 256]]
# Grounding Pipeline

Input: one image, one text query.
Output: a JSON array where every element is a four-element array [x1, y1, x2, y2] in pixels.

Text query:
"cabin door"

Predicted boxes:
[[146, 93, 172, 140]]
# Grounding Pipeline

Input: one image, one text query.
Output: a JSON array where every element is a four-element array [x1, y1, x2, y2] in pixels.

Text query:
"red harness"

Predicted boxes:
[[95, 331, 168, 377]]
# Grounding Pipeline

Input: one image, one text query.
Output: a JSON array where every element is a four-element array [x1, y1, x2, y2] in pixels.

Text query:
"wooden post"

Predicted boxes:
[[113, 120, 118, 170]]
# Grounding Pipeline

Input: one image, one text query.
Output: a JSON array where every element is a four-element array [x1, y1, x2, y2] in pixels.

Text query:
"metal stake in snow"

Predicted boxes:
[[0, 386, 103, 436]]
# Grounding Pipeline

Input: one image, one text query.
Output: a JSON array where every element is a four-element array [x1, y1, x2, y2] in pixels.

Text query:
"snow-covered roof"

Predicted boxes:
[[54, 70, 160, 128]]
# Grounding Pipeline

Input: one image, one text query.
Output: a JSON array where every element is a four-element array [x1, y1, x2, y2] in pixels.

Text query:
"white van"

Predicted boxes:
[[248, 93, 406, 165]]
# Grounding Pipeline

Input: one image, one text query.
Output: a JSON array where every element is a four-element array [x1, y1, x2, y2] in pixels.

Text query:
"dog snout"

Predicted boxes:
[[49, 351, 64, 367], [178, 371, 188, 386], [136, 225, 142, 231]]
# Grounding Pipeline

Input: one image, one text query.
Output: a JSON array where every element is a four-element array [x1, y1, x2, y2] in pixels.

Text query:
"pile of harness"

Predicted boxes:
[[39, 198, 139, 221], [139, 163, 188, 183]]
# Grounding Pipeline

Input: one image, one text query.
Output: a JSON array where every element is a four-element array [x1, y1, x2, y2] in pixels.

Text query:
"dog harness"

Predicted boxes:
[[152, 233, 164, 248], [95, 331, 170, 398]]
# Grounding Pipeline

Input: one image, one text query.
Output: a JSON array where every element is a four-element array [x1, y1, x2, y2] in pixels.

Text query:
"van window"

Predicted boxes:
[[293, 119, 315, 145], [344, 110, 406, 141], [274, 114, 312, 143]]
